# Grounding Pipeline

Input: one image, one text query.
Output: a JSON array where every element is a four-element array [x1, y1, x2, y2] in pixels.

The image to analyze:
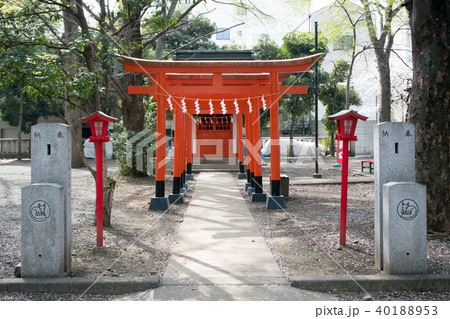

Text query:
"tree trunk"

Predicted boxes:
[[406, 0, 450, 232], [66, 108, 85, 168], [102, 161, 116, 227], [17, 84, 23, 161], [122, 73, 145, 132], [376, 54, 392, 122], [120, 5, 145, 132], [63, 0, 85, 168]]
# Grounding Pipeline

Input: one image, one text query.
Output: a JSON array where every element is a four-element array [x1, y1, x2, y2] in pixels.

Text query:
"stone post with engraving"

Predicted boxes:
[[374, 122, 418, 271], [382, 182, 427, 274], [21, 123, 72, 277]]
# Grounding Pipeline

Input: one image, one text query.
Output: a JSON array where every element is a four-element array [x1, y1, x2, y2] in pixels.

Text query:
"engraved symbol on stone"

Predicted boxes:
[[382, 130, 389, 137], [57, 131, 64, 139], [405, 130, 412, 137], [397, 199, 419, 220], [29, 200, 51, 222], [34, 132, 41, 139]]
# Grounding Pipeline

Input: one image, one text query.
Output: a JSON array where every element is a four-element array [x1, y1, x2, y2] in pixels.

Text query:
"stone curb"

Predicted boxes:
[[290, 274, 450, 293], [0, 276, 159, 295]]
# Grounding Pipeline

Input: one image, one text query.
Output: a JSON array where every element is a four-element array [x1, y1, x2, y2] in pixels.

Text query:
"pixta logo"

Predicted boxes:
[[126, 129, 172, 176]]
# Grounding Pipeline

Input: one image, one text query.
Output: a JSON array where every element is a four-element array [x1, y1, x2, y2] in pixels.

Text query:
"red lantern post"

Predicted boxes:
[[81, 111, 117, 247], [327, 110, 367, 246]]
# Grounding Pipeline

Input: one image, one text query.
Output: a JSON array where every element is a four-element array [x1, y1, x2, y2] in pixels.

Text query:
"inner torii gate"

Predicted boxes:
[[119, 53, 322, 210]]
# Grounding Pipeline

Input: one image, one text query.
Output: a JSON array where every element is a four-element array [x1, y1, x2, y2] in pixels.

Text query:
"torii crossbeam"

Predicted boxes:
[[118, 53, 322, 210]]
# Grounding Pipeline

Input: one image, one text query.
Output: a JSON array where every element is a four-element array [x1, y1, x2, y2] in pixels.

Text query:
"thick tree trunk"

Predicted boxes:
[[120, 6, 145, 132], [122, 73, 145, 132], [406, 0, 450, 232], [63, 0, 85, 168], [65, 108, 85, 168], [376, 54, 392, 122]]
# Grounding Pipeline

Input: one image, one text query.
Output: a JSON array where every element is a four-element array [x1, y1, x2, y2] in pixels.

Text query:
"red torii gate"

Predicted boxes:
[[118, 53, 322, 210]]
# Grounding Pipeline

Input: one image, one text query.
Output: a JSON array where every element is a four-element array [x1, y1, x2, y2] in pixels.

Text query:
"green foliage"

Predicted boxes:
[[276, 31, 329, 138], [0, 82, 58, 133], [280, 31, 328, 60], [253, 34, 279, 60], [0, 45, 61, 132], [164, 15, 218, 51], [110, 97, 157, 176], [320, 60, 362, 152]]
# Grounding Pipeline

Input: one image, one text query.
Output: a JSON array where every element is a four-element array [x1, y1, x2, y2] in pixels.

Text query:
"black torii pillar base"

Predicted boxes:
[[186, 163, 194, 181], [169, 193, 184, 204], [266, 195, 287, 209], [237, 162, 247, 179], [149, 181, 169, 211], [170, 177, 184, 204], [252, 192, 267, 202], [149, 197, 169, 211]]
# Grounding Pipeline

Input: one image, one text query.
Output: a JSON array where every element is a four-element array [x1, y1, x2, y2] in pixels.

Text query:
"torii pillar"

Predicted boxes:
[[149, 73, 170, 211], [186, 115, 194, 181], [266, 72, 286, 209], [236, 113, 246, 179], [251, 99, 267, 202], [169, 105, 184, 204]]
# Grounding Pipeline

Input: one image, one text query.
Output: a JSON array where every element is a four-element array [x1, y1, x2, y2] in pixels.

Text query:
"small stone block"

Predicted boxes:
[[247, 187, 255, 196], [183, 183, 189, 191], [237, 173, 247, 179], [21, 183, 65, 278], [266, 195, 287, 210], [169, 193, 184, 204], [244, 183, 250, 191], [180, 188, 187, 196], [382, 182, 427, 275], [185, 174, 194, 181], [149, 197, 169, 211], [251, 192, 267, 202]]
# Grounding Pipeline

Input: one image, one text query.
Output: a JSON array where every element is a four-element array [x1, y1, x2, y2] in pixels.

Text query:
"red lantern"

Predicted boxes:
[[327, 110, 367, 246], [81, 111, 117, 247]]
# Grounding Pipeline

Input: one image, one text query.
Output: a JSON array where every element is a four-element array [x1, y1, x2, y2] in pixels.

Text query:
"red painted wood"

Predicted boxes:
[[237, 113, 244, 163], [155, 73, 166, 182], [187, 115, 193, 165], [270, 72, 281, 183], [95, 142, 103, 247], [340, 139, 350, 246], [195, 115, 233, 158], [252, 103, 262, 177]]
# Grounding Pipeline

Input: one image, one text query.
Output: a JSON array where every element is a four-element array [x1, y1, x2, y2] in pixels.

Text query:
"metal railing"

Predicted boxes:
[[0, 138, 31, 158]]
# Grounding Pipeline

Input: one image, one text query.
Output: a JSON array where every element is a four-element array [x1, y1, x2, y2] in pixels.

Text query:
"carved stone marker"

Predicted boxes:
[[382, 182, 427, 274], [374, 122, 415, 270], [21, 183, 65, 277], [21, 123, 72, 277]]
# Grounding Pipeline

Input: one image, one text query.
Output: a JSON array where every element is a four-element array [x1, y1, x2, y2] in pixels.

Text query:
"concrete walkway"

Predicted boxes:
[[117, 172, 335, 301]]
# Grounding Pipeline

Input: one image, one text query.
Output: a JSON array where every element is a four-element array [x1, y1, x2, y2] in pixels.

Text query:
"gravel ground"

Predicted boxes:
[[0, 158, 193, 301], [248, 156, 449, 300], [0, 157, 448, 301]]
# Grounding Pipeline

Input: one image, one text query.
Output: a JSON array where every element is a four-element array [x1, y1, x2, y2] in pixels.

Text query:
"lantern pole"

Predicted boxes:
[[340, 138, 350, 246], [95, 141, 104, 247], [313, 21, 322, 178]]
